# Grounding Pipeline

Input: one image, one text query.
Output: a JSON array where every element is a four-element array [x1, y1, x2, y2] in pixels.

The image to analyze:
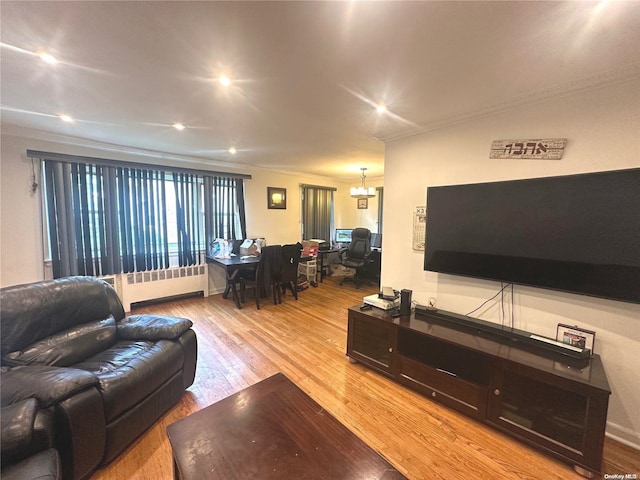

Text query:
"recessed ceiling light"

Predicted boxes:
[[218, 75, 232, 87], [228, 147, 237, 155], [38, 51, 57, 64], [172, 123, 185, 131], [59, 114, 74, 123], [375, 103, 387, 114]]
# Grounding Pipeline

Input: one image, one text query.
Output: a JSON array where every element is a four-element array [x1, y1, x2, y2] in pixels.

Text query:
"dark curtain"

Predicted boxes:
[[301, 185, 334, 241], [117, 167, 171, 272], [174, 173, 202, 267], [43, 158, 246, 278], [203, 176, 247, 249], [44, 161, 121, 277]]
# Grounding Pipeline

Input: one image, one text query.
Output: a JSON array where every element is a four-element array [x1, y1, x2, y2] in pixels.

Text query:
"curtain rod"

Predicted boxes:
[[27, 150, 252, 180], [300, 183, 337, 191]]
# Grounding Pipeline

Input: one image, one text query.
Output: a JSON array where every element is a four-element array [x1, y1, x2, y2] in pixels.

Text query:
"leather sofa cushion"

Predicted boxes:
[[73, 340, 184, 422], [1, 277, 114, 358], [117, 315, 193, 340], [3, 318, 117, 367]]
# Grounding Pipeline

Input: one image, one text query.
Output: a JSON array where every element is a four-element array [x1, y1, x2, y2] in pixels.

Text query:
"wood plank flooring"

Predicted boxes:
[[90, 277, 640, 480]]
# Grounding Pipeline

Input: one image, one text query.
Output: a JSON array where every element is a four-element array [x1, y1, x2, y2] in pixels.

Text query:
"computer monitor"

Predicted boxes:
[[335, 229, 352, 244], [370, 233, 382, 249]]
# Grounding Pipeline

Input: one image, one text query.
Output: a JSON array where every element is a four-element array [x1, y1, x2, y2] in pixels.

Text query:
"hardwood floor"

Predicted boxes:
[[90, 277, 639, 480]]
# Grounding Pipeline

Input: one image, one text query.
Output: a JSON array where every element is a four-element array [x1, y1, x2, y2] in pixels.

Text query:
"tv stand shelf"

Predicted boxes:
[[347, 306, 611, 478]]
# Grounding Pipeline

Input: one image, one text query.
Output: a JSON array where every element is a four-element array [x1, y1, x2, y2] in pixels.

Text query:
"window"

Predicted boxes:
[[38, 152, 247, 278]]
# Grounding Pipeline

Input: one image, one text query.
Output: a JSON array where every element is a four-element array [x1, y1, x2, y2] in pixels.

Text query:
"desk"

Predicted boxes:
[[317, 248, 381, 284], [366, 248, 382, 285], [167, 373, 406, 480], [317, 248, 341, 283], [206, 255, 260, 308]]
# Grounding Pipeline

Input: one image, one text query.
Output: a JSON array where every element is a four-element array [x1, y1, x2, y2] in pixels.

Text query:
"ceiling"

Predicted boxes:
[[2, 1, 639, 180]]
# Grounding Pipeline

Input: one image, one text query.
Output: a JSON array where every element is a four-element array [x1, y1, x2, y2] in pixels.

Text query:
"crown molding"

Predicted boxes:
[[375, 63, 640, 143], [1, 124, 242, 169], [1, 124, 360, 182]]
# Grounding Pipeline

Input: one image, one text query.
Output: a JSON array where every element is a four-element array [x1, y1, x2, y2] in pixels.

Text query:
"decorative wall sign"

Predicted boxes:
[[413, 206, 426, 251], [490, 138, 567, 160], [357, 198, 368, 209], [267, 187, 286, 209]]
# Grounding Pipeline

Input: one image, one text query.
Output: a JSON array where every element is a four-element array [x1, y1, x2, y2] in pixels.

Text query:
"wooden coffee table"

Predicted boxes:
[[166, 373, 406, 479]]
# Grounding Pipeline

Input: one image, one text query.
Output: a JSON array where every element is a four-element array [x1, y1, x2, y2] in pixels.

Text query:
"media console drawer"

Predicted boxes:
[[397, 354, 488, 419]]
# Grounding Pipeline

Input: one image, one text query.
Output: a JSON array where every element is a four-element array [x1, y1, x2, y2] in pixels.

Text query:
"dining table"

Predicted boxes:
[[206, 254, 260, 308]]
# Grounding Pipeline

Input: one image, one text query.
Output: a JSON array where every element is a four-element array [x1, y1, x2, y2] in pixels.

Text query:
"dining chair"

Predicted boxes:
[[240, 245, 282, 309], [279, 243, 302, 301]]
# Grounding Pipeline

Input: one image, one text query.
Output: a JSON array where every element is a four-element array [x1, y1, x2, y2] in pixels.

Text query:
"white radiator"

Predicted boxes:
[[100, 265, 208, 312]]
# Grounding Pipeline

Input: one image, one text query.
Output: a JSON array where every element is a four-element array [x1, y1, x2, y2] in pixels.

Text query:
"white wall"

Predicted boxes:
[[381, 78, 640, 447], [0, 134, 46, 286], [0, 131, 368, 289], [335, 179, 383, 234], [241, 169, 381, 244]]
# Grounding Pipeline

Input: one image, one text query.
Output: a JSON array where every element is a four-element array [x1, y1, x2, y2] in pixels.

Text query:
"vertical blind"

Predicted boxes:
[[301, 185, 334, 241], [204, 176, 247, 249], [39, 153, 247, 278]]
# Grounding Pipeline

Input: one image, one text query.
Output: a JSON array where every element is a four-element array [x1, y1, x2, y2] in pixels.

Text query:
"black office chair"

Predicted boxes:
[[339, 228, 372, 288]]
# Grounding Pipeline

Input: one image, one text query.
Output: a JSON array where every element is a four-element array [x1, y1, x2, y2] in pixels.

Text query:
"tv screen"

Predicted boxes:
[[335, 229, 353, 243], [424, 168, 640, 304]]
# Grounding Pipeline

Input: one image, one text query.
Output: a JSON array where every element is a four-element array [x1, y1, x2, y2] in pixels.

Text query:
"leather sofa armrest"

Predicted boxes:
[[1, 448, 60, 480], [1, 366, 98, 408], [1, 398, 38, 461], [117, 314, 193, 341]]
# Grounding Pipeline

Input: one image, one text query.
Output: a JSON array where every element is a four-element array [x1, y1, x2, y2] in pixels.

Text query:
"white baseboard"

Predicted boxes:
[[606, 421, 640, 450]]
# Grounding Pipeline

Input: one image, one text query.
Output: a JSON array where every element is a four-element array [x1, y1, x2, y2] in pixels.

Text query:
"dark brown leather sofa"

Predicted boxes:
[[1, 276, 197, 480]]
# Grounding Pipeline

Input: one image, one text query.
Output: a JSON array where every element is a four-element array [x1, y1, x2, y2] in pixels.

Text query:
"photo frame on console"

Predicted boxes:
[[556, 324, 596, 354]]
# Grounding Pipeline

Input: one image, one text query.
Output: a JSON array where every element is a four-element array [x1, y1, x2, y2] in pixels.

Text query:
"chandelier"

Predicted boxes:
[[350, 167, 376, 199]]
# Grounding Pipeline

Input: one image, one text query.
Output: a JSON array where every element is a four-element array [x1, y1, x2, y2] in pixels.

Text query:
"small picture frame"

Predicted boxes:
[[267, 187, 287, 209], [357, 198, 368, 209], [556, 324, 596, 354]]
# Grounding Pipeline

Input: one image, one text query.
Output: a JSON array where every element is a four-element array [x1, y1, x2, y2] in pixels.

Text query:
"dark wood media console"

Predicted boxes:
[[346, 305, 611, 478]]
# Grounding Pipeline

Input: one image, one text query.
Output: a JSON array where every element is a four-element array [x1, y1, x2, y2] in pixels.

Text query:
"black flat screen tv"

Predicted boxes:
[[423, 168, 640, 304]]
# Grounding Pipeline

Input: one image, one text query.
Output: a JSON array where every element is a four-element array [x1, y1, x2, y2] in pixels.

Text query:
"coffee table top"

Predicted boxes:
[[167, 373, 405, 479]]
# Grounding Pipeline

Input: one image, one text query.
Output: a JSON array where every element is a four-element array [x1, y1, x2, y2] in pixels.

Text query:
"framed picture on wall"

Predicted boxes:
[[357, 198, 368, 209], [267, 187, 287, 209]]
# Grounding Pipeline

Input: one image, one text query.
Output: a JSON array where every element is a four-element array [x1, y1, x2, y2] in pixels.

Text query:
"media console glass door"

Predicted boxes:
[[488, 362, 609, 473]]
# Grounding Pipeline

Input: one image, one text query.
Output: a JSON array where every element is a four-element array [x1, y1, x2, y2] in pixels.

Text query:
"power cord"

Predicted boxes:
[[466, 283, 512, 317]]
